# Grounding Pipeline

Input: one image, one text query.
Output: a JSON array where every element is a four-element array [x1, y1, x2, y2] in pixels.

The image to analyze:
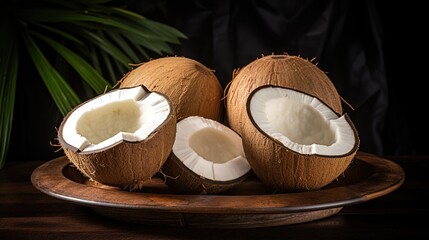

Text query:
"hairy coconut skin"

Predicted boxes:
[[161, 153, 250, 194], [58, 88, 176, 189], [242, 88, 359, 192], [226, 54, 343, 135], [120, 56, 223, 121]]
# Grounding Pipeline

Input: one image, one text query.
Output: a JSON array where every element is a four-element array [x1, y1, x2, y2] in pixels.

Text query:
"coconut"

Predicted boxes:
[[57, 85, 176, 189], [120, 56, 223, 122], [242, 85, 359, 192], [161, 116, 251, 194], [226, 54, 343, 136]]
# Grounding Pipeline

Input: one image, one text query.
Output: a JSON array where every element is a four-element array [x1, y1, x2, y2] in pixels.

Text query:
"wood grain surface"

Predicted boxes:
[[1, 153, 427, 239]]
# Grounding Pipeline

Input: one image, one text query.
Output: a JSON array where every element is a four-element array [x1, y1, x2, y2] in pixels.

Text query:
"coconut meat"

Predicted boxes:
[[62, 86, 170, 152], [249, 87, 356, 155], [173, 116, 250, 181]]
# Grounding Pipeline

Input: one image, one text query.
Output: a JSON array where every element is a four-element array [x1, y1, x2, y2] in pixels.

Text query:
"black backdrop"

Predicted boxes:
[[6, 0, 425, 162]]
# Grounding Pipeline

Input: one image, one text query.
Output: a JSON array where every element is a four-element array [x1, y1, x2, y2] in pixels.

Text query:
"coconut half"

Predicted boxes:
[[58, 85, 176, 189], [161, 116, 251, 194], [242, 86, 359, 192]]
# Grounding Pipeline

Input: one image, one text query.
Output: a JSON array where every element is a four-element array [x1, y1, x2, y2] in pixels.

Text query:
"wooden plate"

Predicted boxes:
[[31, 152, 404, 228]]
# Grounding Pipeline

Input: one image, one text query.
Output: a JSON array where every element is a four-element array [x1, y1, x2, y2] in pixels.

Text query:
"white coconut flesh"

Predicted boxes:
[[173, 116, 250, 181], [62, 86, 171, 152], [249, 87, 356, 156]]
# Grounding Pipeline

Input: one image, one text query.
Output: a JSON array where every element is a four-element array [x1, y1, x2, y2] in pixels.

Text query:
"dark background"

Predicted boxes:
[[6, 0, 427, 163]]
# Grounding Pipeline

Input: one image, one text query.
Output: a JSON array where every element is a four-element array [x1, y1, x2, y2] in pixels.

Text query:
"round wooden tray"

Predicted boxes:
[[31, 152, 404, 228]]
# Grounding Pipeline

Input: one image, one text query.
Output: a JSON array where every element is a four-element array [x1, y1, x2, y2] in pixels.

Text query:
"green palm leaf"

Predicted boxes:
[[0, 19, 18, 169], [0, 0, 186, 169], [106, 31, 140, 64], [31, 31, 112, 94], [32, 22, 84, 45], [111, 7, 187, 43], [79, 29, 132, 67], [22, 31, 81, 115]]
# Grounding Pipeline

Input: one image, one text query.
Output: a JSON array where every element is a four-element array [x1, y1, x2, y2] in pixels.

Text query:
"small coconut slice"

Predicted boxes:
[[58, 85, 176, 189], [161, 116, 251, 194], [242, 86, 359, 192]]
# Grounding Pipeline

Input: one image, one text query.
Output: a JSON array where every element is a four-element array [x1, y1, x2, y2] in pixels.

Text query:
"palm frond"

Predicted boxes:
[[0, 19, 18, 169], [106, 31, 140, 63], [22, 30, 81, 115], [111, 7, 187, 43], [17, 7, 110, 23], [99, 48, 118, 83], [32, 22, 84, 45], [0, 0, 186, 169], [79, 28, 132, 66], [31, 30, 112, 94]]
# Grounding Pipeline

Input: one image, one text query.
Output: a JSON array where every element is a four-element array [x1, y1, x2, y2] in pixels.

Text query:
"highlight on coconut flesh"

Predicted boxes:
[[241, 85, 359, 192], [161, 116, 251, 194], [120, 56, 223, 122], [58, 85, 176, 189]]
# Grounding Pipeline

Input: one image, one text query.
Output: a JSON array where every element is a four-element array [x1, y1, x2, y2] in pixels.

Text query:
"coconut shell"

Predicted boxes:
[[226, 54, 343, 135], [242, 97, 359, 192], [161, 153, 250, 194], [120, 56, 223, 121], [58, 88, 176, 190]]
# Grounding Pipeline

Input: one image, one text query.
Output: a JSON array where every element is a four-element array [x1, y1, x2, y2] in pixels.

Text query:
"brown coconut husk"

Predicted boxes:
[[120, 56, 223, 122]]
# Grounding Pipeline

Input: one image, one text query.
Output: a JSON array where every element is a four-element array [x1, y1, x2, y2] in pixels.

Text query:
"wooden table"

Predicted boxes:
[[1, 155, 427, 239]]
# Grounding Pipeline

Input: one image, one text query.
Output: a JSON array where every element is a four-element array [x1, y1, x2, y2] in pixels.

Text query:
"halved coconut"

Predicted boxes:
[[58, 85, 176, 189], [161, 116, 251, 194], [226, 54, 342, 136], [120, 56, 223, 122], [242, 86, 359, 192]]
